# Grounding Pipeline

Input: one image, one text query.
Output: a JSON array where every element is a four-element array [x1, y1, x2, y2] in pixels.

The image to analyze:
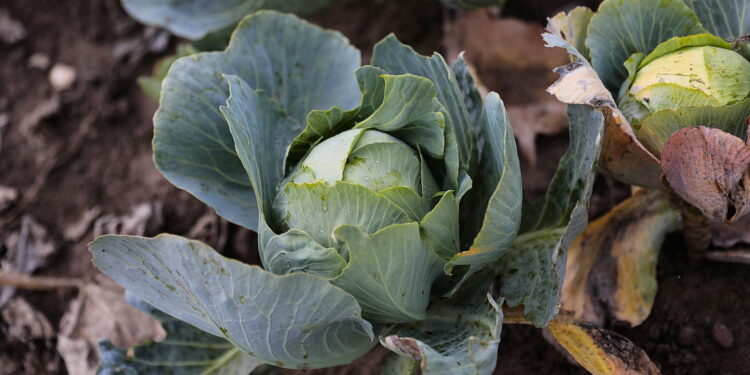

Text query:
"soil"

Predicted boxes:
[[0, 0, 748, 374]]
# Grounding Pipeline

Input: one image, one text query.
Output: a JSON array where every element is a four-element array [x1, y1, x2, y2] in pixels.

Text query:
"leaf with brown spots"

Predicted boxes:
[[661, 126, 750, 223], [562, 189, 679, 327], [548, 316, 660, 375], [543, 29, 662, 188]]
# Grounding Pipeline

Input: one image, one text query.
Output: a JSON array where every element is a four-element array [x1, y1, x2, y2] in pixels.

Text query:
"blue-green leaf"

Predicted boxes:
[[587, 0, 706, 92], [637, 98, 750, 156], [420, 191, 460, 259], [685, 0, 750, 39], [98, 295, 263, 375], [220, 75, 298, 220], [448, 93, 521, 273], [153, 12, 360, 231], [497, 104, 604, 326], [451, 53, 483, 141], [273, 182, 411, 248], [372, 34, 474, 187], [381, 281, 502, 375], [332, 223, 446, 323], [355, 74, 446, 159], [260, 228, 346, 279], [121, 0, 334, 39], [89, 234, 375, 369]]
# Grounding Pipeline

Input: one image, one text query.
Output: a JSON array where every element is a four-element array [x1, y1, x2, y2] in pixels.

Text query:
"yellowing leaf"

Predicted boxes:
[[543, 29, 662, 188], [562, 189, 679, 326], [548, 317, 660, 375]]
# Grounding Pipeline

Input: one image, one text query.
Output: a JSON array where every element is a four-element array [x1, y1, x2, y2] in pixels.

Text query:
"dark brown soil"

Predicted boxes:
[[0, 0, 748, 374]]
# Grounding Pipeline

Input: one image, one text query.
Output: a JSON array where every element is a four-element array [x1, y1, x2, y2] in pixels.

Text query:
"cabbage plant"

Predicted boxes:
[[547, 0, 750, 242], [90, 10, 606, 375], [545, 0, 750, 328]]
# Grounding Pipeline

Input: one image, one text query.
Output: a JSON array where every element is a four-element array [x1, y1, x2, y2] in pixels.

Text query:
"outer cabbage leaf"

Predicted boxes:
[[496, 104, 605, 326], [332, 223, 446, 323], [89, 234, 375, 369], [98, 295, 263, 375], [381, 281, 502, 375], [587, 0, 706, 92], [121, 0, 333, 39], [448, 93, 521, 274], [562, 189, 679, 327], [372, 34, 475, 187], [543, 32, 662, 188], [153, 11, 360, 231], [547, 6, 594, 61], [685, 0, 750, 39], [637, 98, 750, 156]]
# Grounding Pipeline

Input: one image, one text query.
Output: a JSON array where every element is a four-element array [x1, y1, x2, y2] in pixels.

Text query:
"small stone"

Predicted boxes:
[[0, 9, 26, 44], [678, 326, 695, 346], [27, 53, 50, 69], [712, 322, 734, 348], [48, 64, 76, 91], [0, 185, 18, 212]]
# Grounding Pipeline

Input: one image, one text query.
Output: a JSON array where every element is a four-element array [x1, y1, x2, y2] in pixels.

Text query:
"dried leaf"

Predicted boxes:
[[1, 297, 54, 341], [0, 185, 18, 212], [548, 316, 660, 375], [704, 249, 750, 265], [562, 189, 679, 327], [507, 99, 568, 165], [661, 126, 750, 223], [443, 10, 570, 164], [712, 214, 750, 247], [1, 215, 56, 307], [443, 10, 568, 71], [543, 31, 662, 188], [57, 275, 165, 375], [63, 206, 101, 241], [0, 297, 59, 374], [187, 210, 229, 251], [92, 201, 163, 237]]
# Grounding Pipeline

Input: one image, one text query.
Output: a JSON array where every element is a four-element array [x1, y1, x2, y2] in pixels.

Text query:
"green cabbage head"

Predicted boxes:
[[621, 35, 750, 117]]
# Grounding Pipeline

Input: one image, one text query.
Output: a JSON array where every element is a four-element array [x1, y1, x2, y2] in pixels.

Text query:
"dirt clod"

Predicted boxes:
[[677, 326, 695, 347], [712, 323, 734, 348]]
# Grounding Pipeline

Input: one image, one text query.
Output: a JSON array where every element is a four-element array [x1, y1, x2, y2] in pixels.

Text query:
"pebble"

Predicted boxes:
[[678, 325, 695, 346], [48, 64, 76, 91], [28, 53, 50, 70], [0, 185, 18, 212], [0, 9, 26, 44], [712, 322, 734, 348]]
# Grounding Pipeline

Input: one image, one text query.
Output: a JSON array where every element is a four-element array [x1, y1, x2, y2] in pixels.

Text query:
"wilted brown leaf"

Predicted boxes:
[[548, 316, 660, 375], [661, 126, 750, 223], [443, 10, 570, 164], [92, 201, 163, 237], [507, 100, 568, 164], [712, 214, 750, 247], [1, 215, 57, 307], [57, 275, 165, 375], [544, 12, 662, 188], [2, 297, 54, 341], [562, 189, 679, 327]]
